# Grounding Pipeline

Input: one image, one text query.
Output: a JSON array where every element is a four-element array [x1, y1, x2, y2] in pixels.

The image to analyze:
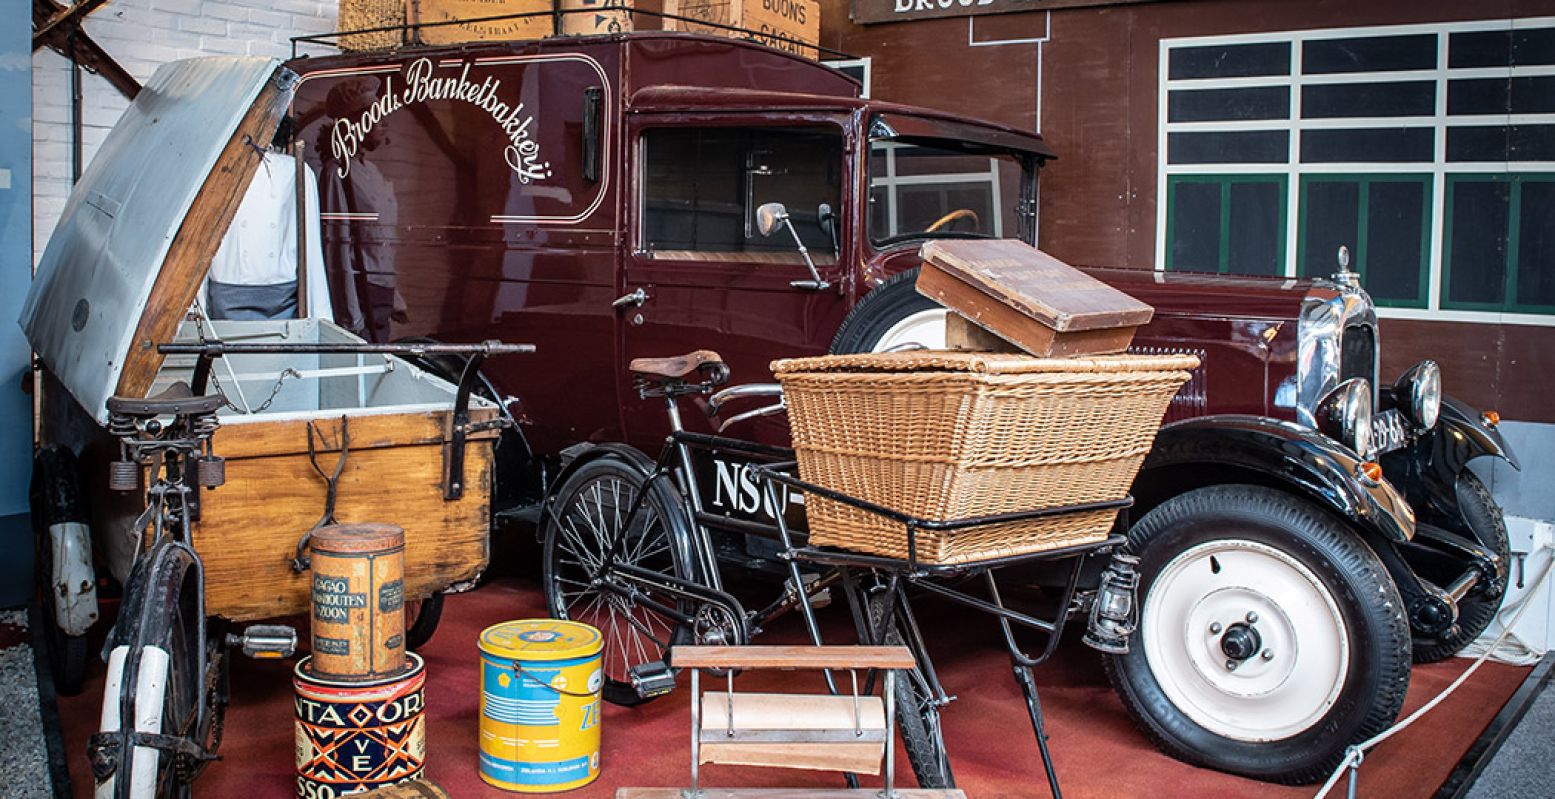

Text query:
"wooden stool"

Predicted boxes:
[[616, 645, 964, 799]]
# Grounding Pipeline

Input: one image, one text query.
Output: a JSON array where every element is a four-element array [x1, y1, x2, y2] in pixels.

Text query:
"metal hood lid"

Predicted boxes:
[[20, 56, 297, 424]]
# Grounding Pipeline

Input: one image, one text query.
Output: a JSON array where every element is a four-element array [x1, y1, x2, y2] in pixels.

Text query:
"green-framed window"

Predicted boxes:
[[1166, 174, 1287, 276], [1297, 174, 1432, 308], [1443, 173, 1555, 313]]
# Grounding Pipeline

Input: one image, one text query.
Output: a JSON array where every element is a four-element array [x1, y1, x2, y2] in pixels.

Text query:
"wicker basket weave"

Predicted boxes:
[[772, 351, 1199, 565]]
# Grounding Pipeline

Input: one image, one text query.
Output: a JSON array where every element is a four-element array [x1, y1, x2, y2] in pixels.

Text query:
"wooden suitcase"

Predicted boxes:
[[917, 239, 1154, 358]]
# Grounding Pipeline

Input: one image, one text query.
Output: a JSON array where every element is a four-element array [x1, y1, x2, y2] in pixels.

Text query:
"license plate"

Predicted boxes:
[[1370, 408, 1408, 456], [690, 450, 809, 533]]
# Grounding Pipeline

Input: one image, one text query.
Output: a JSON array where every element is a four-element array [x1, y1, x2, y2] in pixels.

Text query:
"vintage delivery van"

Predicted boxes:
[[36, 31, 1510, 786]]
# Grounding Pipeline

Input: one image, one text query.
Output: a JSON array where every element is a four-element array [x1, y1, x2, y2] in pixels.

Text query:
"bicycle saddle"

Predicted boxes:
[[629, 350, 724, 380], [106, 381, 224, 417]]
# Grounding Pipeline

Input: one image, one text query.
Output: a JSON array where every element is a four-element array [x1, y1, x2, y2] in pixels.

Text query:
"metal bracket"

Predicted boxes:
[[292, 417, 350, 573], [443, 349, 501, 500]]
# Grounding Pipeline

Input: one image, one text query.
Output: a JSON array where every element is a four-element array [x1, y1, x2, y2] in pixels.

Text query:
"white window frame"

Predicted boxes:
[[823, 57, 872, 98], [869, 141, 1004, 240], [1157, 16, 1555, 327]]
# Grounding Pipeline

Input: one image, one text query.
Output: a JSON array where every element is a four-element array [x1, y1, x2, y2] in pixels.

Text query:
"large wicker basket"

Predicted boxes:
[[772, 351, 1199, 565]]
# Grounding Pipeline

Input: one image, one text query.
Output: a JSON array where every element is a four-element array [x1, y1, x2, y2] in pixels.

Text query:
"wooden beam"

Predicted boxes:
[[672, 646, 917, 670], [33, 0, 140, 100], [33, 0, 110, 46], [616, 789, 966, 798]]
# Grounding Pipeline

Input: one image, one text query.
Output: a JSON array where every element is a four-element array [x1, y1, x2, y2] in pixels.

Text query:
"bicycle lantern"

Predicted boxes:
[[1084, 553, 1141, 654]]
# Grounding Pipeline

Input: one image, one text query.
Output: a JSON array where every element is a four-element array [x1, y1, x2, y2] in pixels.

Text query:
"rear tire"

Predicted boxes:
[[30, 446, 92, 697], [95, 544, 217, 798], [1408, 472, 1509, 663], [541, 456, 693, 706], [1104, 485, 1410, 784], [864, 589, 955, 790], [404, 593, 444, 651]]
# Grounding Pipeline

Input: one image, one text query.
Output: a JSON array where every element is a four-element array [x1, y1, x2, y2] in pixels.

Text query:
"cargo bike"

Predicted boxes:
[[540, 348, 1196, 794], [20, 57, 530, 797]]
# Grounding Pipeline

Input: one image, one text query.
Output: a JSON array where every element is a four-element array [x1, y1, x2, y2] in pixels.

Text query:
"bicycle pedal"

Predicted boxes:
[[227, 624, 297, 659], [629, 660, 676, 700]]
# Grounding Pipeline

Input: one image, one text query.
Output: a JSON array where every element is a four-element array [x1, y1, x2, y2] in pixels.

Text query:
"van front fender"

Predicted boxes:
[[1136, 415, 1415, 543], [1380, 392, 1518, 530]]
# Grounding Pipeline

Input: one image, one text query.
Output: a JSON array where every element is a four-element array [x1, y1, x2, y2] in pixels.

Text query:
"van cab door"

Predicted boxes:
[[617, 116, 853, 451]]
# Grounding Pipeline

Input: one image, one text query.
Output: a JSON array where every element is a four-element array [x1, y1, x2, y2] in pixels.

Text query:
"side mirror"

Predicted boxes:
[[756, 202, 788, 237], [817, 202, 837, 247], [752, 200, 828, 291]]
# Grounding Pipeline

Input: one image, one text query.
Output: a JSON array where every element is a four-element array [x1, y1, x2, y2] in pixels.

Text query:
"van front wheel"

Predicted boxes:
[[1104, 485, 1411, 784]]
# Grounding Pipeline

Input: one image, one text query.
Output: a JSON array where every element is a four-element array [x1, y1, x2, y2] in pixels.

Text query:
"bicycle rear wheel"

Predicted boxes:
[[93, 542, 223, 799], [863, 587, 956, 789]]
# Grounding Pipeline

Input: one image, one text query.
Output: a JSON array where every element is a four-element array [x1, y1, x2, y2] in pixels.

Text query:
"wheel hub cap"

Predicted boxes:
[[1219, 623, 1261, 662]]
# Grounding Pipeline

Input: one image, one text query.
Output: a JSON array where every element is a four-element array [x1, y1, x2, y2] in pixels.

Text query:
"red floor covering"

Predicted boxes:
[[53, 576, 1529, 799]]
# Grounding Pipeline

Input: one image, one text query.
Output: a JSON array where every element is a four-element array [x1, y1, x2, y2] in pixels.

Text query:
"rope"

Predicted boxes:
[[1311, 542, 1555, 799]]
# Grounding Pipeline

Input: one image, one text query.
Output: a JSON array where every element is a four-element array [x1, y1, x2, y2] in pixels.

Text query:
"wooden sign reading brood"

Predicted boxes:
[[850, 0, 1156, 25]]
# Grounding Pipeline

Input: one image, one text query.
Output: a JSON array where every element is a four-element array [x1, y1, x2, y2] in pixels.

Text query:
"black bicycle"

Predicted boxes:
[[86, 382, 295, 799], [539, 350, 1143, 796]]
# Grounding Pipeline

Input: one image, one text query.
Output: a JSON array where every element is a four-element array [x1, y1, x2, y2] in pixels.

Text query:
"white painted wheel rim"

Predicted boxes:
[[872, 309, 946, 352], [1141, 539, 1350, 741]]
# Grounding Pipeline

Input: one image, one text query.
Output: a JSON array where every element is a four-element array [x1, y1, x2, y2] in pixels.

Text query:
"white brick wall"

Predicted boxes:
[[31, 0, 340, 260]]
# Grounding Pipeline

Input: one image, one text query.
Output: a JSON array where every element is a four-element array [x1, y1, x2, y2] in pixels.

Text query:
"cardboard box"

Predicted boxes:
[[559, 0, 635, 34], [411, 0, 554, 44], [664, 0, 819, 59], [917, 239, 1155, 358]]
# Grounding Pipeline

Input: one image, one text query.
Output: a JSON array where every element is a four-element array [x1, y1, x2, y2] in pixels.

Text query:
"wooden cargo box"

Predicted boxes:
[[411, 0, 554, 44], [664, 0, 819, 59], [82, 319, 502, 622], [917, 239, 1154, 358]]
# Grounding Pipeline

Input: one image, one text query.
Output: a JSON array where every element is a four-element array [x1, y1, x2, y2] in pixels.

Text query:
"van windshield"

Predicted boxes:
[[868, 138, 1033, 247]]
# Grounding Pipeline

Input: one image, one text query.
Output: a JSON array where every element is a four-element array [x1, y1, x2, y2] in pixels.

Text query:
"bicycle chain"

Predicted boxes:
[[173, 648, 229, 783]]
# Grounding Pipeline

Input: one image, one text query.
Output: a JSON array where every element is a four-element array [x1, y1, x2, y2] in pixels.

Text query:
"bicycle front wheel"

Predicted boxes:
[[94, 542, 221, 799]]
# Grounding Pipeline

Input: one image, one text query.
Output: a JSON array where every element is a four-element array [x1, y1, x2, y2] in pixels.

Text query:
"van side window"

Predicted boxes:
[[641, 126, 842, 261]]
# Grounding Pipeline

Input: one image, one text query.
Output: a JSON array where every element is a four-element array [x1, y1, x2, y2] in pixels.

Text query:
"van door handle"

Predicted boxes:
[[612, 288, 648, 309]]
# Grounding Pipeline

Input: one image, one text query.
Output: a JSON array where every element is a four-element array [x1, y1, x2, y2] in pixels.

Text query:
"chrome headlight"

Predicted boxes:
[[1394, 360, 1441, 431], [1317, 379, 1373, 455]]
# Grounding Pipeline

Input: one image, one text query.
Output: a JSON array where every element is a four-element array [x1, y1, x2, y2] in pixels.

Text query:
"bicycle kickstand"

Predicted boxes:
[[986, 570, 1064, 799], [1011, 663, 1061, 799]]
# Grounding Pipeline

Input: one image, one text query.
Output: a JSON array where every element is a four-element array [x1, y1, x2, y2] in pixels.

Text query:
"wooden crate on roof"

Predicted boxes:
[[410, 0, 554, 44], [338, 0, 410, 50], [664, 0, 819, 59]]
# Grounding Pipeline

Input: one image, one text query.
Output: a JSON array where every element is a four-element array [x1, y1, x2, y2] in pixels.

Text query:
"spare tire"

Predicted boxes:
[[830, 267, 946, 354]]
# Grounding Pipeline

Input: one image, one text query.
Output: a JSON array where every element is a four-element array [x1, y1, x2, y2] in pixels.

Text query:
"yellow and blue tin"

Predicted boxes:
[[478, 620, 604, 792]]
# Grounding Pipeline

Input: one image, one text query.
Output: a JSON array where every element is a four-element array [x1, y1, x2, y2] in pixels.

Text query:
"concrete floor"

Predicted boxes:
[[1465, 679, 1555, 799], [0, 610, 53, 798]]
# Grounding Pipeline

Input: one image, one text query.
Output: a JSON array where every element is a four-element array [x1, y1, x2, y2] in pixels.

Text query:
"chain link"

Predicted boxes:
[[189, 302, 299, 415]]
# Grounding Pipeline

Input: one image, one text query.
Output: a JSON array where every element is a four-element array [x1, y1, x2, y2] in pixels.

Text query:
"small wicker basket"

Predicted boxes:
[[772, 351, 1199, 565]]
